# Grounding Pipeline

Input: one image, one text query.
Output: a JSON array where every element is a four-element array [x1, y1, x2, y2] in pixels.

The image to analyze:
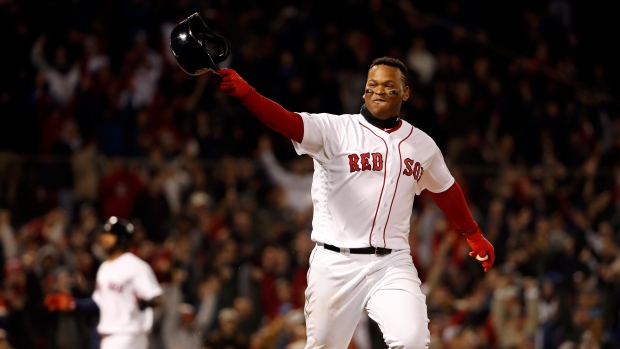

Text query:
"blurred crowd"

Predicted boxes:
[[1, 0, 620, 348]]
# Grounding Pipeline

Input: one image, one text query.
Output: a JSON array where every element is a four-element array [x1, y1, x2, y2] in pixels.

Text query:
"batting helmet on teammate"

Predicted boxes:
[[45, 215, 164, 349], [102, 216, 134, 250]]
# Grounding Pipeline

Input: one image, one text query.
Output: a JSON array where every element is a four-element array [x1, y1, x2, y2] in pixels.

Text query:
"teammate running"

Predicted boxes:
[[216, 57, 495, 349], [45, 216, 163, 349]]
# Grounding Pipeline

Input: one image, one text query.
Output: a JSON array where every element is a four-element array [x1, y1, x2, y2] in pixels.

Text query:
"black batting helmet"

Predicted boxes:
[[103, 216, 134, 249], [170, 13, 230, 78]]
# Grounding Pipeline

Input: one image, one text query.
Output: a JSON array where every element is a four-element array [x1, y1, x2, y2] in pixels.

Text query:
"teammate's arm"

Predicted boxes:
[[428, 182, 495, 272], [217, 69, 303, 143], [137, 295, 163, 310], [133, 261, 164, 310], [44, 293, 99, 314]]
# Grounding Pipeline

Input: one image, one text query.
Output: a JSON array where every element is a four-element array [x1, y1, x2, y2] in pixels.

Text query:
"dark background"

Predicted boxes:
[[0, 1, 619, 348]]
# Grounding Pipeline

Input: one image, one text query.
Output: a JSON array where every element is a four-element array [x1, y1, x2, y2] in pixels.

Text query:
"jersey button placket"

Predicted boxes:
[[379, 139, 400, 244]]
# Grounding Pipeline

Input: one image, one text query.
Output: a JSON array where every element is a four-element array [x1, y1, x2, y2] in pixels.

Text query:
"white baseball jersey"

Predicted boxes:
[[93, 253, 163, 335], [293, 112, 454, 250]]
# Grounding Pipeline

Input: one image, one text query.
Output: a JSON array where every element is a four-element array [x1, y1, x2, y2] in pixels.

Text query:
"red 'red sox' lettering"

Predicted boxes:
[[349, 153, 384, 172], [108, 282, 124, 293], [349, 154, 423, 180], [360, 153, 371, 171], [372, 153, 383, 171], [348, 154, 361, 172], [403, 158, 424, 181]]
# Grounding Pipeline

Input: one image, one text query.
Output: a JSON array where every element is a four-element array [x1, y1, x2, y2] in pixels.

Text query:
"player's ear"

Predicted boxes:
[[402, 86, 410, 102]]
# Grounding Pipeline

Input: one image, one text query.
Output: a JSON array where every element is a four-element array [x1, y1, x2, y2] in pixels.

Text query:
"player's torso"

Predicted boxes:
[[94, 253, 151, 333], [312, 114, 434, 249], [96, 254, 140, 301]]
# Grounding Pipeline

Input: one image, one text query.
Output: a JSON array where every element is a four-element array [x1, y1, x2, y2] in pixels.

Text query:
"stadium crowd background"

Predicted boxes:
[[1, 0, 619, 348]]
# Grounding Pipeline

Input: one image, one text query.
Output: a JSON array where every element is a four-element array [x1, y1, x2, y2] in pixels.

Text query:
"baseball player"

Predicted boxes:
[[216, 57, 495, 349], [45, 216, 163, 349]]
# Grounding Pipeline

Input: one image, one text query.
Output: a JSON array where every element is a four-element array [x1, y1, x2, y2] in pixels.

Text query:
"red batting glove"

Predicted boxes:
[[217, 68, 252, 98], [466, 231, 495, 272], [44, 294, 58, 311], [45, 293, 76, 312]]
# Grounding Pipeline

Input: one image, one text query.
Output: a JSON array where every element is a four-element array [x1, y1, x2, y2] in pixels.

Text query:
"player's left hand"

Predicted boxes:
[[44, 292, 76, 312], [466, 231, 495, 272], [136, 295, 162, 310]]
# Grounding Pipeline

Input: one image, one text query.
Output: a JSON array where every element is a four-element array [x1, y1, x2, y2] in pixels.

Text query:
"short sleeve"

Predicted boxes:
[[92, 282, 101, 304], [292, 112, 340, 163], [416, 142, 455, 195], [133, 262, 163, 301]]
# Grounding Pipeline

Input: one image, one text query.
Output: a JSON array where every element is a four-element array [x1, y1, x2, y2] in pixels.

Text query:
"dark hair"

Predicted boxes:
[[369, 57, 408, 85]]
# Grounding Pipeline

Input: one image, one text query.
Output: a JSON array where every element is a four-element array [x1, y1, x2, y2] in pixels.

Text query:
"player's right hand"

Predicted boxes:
[[44, 292, 76, 312], [217, 68, 252, 98], [466, 231, 495, 272]]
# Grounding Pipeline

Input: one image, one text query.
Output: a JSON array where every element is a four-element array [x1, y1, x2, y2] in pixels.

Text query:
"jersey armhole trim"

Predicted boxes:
[[424, 177, 456, 194]]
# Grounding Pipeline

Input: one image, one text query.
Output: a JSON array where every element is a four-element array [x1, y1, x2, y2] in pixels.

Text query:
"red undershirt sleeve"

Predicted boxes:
[[427, 182, 479, 236], [239, 88, 304, 143]]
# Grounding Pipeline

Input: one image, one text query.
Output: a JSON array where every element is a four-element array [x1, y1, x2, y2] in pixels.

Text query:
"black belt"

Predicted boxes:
[[321, 243, 392, 255]]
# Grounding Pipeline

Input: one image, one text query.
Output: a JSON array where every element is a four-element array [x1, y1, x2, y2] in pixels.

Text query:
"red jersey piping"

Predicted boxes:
[[383, 126, 414, 247], [359, 123, 388, 247]]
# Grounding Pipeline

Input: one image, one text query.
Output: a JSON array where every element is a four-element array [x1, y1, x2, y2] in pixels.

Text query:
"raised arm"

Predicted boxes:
[[44, 292, 99, 314], [217, 69, 304, 143]]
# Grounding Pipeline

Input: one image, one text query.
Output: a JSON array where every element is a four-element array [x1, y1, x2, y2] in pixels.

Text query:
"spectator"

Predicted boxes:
[[406, 37, 437, 85], [70, 141, 100, 206], [30, 35, 81, 107], [132, 169, 171, 243], [0, 211, 17, 262], [257, 135, 313, 214], [0, 329, 15, 349], [118, 31, 163, 110], [98, 158, 145, 219], [161, 269, 203, 349], [490, 273, 539, 348], [203, 308, 248, 349]]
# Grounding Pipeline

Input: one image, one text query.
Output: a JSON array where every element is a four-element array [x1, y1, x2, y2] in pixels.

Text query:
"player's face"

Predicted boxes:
[[100, 232, 118, 254], [363, 65, 410, 120]]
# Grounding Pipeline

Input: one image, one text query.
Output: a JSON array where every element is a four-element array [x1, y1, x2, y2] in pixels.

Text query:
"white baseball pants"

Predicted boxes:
[[100, 333, 148, 349], [304, 245, 430, 349]]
